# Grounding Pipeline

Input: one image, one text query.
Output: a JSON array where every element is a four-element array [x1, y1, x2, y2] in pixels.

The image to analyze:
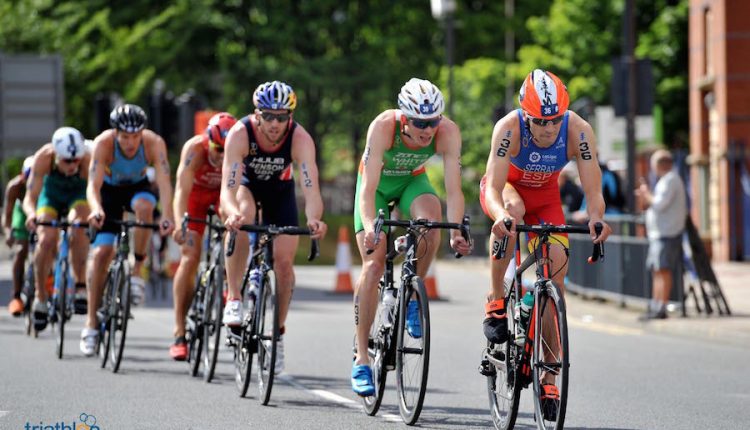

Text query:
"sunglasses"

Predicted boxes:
[[528, 115, 564, 126], [409, 116, 442, 130], [61, 158, 82, 164], [209, 140, 224, 153], [260, 111, 291, 123]]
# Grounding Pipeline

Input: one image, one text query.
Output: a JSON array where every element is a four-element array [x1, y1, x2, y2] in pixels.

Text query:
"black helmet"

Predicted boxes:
[[109, 104, 147, 133]]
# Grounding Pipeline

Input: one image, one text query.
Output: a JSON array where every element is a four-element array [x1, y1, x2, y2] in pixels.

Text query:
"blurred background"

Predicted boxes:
[[0, 0, 747, 265]]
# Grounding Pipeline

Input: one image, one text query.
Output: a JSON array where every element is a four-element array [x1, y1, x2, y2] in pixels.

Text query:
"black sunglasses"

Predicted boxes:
[[61, 158, 82, 164], [260, 111, 291, 123], [409, 116, 442, 130], [529, 115, 564, 126]]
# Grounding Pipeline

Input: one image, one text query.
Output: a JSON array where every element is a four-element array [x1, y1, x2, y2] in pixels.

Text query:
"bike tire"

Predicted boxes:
[[257, 269, 279, 405], [531, 281, 569, 430], [99, 270, 115, 369], [362, 284, 390, 416], [235, 268, 254, 397], [395, 276, 430, 425], [23, 263, 35, 337], [188, 266, 207, 377], [486, 281, 521, 430], [110, 263, 131, 373], [203, 264, 223, 383], [55, 260, 69, 360]]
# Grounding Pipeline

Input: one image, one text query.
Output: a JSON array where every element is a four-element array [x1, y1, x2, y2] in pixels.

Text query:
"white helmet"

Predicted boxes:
[[397, 78, 445, 119], [51, 127, 85, 159]]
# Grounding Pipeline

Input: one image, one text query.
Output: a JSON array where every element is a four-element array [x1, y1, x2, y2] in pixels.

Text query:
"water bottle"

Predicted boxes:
[[246, 268, 261, 316], [381, 289, 397, 328], [515, 291, 535, 346]]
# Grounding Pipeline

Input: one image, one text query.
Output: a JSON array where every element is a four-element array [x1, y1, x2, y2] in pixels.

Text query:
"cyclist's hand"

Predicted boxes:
[[224, 212, 245, 232], [588, 218, 612, 244], [5, 235, 14, 248], [88, 211, 105, 229], [490, 215, 515, 239], [160, 219, 175, 237], [363, 228, 384, 252], [172, 226, 186, 245], [24, 215, 37, 232], [450, 234, 472, 256], [307, 219, 327, 240]]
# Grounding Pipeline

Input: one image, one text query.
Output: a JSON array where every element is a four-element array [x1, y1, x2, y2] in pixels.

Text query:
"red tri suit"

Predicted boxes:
[[187, 135, 222, 235]]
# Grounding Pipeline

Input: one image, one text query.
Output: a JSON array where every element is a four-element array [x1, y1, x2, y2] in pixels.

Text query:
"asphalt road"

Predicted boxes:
[[0, 260, 747, 430]]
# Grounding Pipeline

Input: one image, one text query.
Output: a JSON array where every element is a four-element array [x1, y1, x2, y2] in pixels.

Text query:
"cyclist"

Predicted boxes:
[[82, 103, 175, 356], [169, 112, 237, 361], [22, 127, 91, 331], [480, 69, 611, 416], [3, 156, 34, 316], [221, 81, 327, 374], [351, 78, 471, 396]]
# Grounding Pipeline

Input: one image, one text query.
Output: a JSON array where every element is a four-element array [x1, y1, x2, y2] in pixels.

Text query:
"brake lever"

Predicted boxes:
[[308, 239, 320, 261], [587, 222, 605, 263], [492, 218, 513, 260], [454, 214, 471, 259], [366, 209, 385, 256], [226, 231, 237, 257]]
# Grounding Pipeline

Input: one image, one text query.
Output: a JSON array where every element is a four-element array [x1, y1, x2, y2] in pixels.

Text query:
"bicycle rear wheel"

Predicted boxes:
[[257, 269, 279, 405], [23, 263, 35, 337], [99, 270, 114, 369], [362, 284, 390, 416], [395, 276, 430, 425], [55, 260, 69, 359], [531, 281, 569, 430], [203, 266, 223, 382], [486, 282, 521, 430], [188, 266, 207, 377], [109, 263, 131, 373]]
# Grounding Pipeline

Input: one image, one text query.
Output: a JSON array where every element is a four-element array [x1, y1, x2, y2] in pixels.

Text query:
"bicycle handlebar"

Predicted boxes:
[[492, 219, 605, 263], [181, 212, 226, 242], [366, 208, 472, 258], [225, 224, 320, 262], [35, 220, 89, 229]]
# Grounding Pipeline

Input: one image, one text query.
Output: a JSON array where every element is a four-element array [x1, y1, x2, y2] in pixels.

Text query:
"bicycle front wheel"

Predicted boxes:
[[395, 276, 430, 425], [188, 265, 208, 377], [23, 263, 35, 337], [55, 260, 69, 359], [203, 265, 223, 382], [257, 269, 279, 405], [362, 284, 390, 416], [109, 263, 131, 373], [531, 281, 569, 430], [99, 270, 114, 369]]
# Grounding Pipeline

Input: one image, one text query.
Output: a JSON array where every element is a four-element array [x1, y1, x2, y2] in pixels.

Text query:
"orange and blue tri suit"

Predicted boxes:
[[480, 109, 571, 247]]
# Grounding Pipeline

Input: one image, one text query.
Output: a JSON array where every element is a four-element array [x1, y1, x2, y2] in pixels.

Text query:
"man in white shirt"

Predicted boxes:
[[636, 149, 687, 319]]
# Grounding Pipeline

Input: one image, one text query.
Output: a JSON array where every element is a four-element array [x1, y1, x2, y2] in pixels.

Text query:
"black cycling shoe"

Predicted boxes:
[[33, 310, 48, 332], [73, 290, 88, 315], [483, 317, 509, 344]]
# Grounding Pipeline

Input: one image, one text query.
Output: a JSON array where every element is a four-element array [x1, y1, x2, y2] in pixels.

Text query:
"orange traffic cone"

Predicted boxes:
[[424, 263, 441, 300], [333, 226, 354, 294]]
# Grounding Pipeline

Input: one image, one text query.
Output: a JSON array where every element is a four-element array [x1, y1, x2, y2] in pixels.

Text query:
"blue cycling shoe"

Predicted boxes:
[[351, 364, 375, 397], [406, 300, 422, 338]]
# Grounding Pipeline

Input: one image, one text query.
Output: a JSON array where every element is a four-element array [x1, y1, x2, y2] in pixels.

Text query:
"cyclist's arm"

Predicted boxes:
[[22, 145, 51, 219], [3, 176, 23, 231], [87, 133, 110, 216], [359, 112, 390, 232], [571, 116, 605, 221], [436, 118, 465, 234], [173, 136, 201, 222], [220, 121, 249, 217], [484, 113, 518, 222], [290, 126, 324, 222], [146, 131, 175, 223], [79, 152, 92, 181]]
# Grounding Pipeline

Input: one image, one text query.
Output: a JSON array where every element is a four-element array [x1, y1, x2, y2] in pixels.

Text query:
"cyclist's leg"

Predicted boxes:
[[173, 230, 201, 337], [68, 201, 90, 285], [129, 189, 157, 278], [400, 174, 441, 278], [33, 209, 60, 303], [224, 185, 256, 301], [11, 202, 29, 302]]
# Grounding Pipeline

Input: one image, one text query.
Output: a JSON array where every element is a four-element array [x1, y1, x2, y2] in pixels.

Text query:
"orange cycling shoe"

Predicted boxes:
[[540, 383, 560, 421], [483, 298, 508, 344], [8, 298, 23, 317], [169, 336, 188, 361]]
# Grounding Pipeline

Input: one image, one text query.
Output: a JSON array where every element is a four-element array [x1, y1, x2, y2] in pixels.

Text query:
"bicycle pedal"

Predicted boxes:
[[478, 359, 496, 377]]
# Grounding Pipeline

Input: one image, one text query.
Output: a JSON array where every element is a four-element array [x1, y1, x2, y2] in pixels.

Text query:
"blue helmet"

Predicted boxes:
[[252, 81, 297, 111]]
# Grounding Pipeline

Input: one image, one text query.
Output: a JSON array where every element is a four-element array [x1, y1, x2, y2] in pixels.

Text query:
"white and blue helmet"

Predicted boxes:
[[397, 78, 445, 119], [51, 126, 85, 159]]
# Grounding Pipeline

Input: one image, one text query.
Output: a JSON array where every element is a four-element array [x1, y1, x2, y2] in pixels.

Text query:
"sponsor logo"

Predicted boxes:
[[24, 412, 100, 430], [529, 152, 541, 163]]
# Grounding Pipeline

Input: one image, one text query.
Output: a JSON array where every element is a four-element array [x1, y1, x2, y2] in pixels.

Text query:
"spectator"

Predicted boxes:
[[558, 166, 584, 213], [571, 158, 626, 223], [636, 149, 687, 320]]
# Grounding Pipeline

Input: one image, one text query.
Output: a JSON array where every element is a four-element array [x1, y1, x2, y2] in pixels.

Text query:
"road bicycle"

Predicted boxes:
[[480, 220, 603, 430], [95, 219, 162, 373], [181, 206, 226, 381], [21, 230, 38, 337], [226, 223, 319, 405], [361, 208, 471, 425], [36, 220, 88, 359]]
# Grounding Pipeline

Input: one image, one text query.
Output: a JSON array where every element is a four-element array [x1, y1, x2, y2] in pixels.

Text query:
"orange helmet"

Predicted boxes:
[[518, 69, 569, 118], [205, 112, 237, 147]]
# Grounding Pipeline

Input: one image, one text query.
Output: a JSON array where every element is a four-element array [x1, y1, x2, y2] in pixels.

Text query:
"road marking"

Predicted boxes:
[[569, 317, 643, 336], [0, 411, 9, 418], [278, 374, 402, 423]]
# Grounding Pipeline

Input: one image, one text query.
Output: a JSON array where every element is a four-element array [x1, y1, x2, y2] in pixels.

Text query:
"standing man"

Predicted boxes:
[[4, 156, 34, 316], [23, 127, 91, 331], [82, 104, 174, 356], [351, 78, 471, 396], [636, 149, 687, 320], [169, 112, 236, 360], [221, 81, 327, 374]]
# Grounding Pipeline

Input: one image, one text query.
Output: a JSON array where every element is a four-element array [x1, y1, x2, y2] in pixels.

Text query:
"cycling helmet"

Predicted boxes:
[[22, 156, 34, 179], [518, 69, 569, 118], [253, 81, 297, 111], [51, 126, 86, 159], [205, 112, 237, 147], [397, 78, 445, 119], [109, 103, 148, 133]]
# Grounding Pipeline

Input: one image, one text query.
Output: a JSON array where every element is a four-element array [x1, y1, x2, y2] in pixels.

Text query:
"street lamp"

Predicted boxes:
[[431, 0, 456, 117]]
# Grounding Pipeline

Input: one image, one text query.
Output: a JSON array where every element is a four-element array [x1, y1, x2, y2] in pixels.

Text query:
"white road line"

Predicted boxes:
[[278, 374, 402, 423], [0, 411, 10, 418], [569, 317, 643, 336]]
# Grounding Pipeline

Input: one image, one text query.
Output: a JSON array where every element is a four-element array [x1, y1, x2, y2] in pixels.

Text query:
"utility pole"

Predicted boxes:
[[624, 0, 638, 232]]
